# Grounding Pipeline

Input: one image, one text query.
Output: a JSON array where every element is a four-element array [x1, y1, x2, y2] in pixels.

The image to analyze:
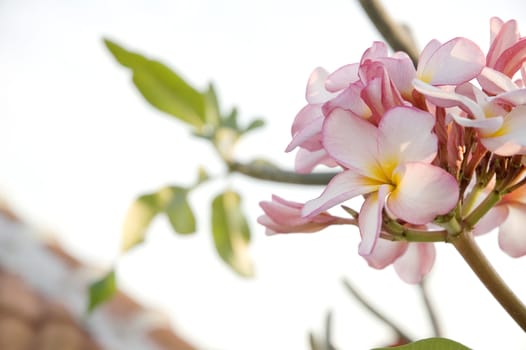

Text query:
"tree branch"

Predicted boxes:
[[451, 231, 526, 331], [227, 161, 336, 185], [357, 0, 419, 66]]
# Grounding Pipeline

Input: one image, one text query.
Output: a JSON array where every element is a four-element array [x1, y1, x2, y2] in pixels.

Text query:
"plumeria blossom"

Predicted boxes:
[[414, 79, 526, 156], [301, 107, 458, 255], [287, 38, 485, 173], [414, 18, 526, 157], [261, 17, 526, 283], [286, 66, 354, 173], [486, 17, 526, 78], [258, 195, 354, 235]]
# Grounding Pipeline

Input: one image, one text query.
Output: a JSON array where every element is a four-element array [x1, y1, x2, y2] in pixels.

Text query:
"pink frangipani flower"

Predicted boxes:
[[263, 17, 526, 284], [413, 79, 526, 156], [258, 195, 354, 235], [487, 17, 526, 78], [302, 106, 459, 256]]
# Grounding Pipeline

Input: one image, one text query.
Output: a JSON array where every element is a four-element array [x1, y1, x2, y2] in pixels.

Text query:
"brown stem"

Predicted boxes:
[[451, 231, 526, 331], [227, 161, 336, 185], [357, 0, 419, 65]]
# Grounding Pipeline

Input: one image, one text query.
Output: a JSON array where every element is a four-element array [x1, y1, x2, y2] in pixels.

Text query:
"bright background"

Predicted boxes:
[[2, 1, 526, 349]]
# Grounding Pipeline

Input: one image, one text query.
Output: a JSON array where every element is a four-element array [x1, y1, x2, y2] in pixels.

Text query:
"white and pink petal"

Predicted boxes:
[[358, 185, 390, 256], [362, 238, 408, 269], [473, 205, 508, 236], [322, 108, 380, 173], [413, 79, 485, 118], [487, 18, 520, 68], [377, 107, 437, 166], [322, 84, 372, 120], [493, 38, 526, 78], [416, 37, 485, 85], [306, 67, 336, 103], [481, 105, 526, 156], [498, 203, 526, 257], [325, 64, 359, 92], [294, 148, 337, 174], [451, 114, 503, 135], [302, 170, 380, 217], [478, 67, 519, 95], [287, 112, 324, 152], [393, 243, 436, 284], [388, 162, 459, 225]]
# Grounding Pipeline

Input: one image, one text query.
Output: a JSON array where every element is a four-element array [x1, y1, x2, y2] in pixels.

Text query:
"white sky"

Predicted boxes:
[[2, 1, 526, 349]]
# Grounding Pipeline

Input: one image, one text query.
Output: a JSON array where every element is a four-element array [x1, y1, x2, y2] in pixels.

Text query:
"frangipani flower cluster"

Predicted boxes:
[[259, 17, 526, 283]]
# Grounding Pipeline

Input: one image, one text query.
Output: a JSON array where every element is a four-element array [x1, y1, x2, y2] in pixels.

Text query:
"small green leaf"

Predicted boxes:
[[213, 127, 240, 160], [195, 166, 210, 186], [373, 337, 471, 350], [104, 38, 206, 128], [104, 39, 147, 68], [121, 192, 162, 252], [160, 186, 196, 235], [88, 270, 116, 313], [121, 185, 196, 251], [221, 107, 239, 130], [211, 190, 253, 277], [204, 83, 221, 127], [243, 118, 265, 134]]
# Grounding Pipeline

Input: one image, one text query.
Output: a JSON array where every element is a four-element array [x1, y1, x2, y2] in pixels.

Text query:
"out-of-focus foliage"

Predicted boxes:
[[104, 39, 207, 129], [87, 270, 116, 313], [121, 186, 197, 252], [211, 190, 253, 277], [373, 337, 470, 350]]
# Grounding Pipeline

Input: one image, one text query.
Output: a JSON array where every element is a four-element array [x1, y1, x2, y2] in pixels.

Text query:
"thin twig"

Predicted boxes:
[[308, 333, 322, 350], [325, 310, 337, 350], [418, 279, 442, 337], [342, 278, 413, 343], [228, 161, 336, 185], [357, 0, 419, 66]]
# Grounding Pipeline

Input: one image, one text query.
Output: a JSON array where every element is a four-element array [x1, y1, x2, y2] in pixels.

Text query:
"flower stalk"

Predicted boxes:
[[451, 230, 526, 331], [464, 190, 502, 229]]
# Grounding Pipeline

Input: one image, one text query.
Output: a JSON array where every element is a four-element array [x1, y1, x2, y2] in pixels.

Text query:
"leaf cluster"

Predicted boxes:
[[88, 40, 262, 311]]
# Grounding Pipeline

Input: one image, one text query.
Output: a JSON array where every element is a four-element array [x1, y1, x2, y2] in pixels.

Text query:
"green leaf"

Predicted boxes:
[[160, 186, 196, 235], [373, 337, 471, 350], [204, 83, 221, 127], [195, 166, 210, 186], [104, 39, 147, 68], [121, 192, 162, 252], [221, 107, 239, 130], [104, 38, 206, 128], [243, 118, 265, 134], [87, 270, 116, 313], [211, 190, 254, 277], [121, 186, 196, 252]]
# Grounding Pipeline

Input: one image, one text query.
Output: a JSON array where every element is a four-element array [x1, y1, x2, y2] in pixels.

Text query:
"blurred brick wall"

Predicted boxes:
[[0, 269, 101, 350], [0, 205, 196, 350]]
